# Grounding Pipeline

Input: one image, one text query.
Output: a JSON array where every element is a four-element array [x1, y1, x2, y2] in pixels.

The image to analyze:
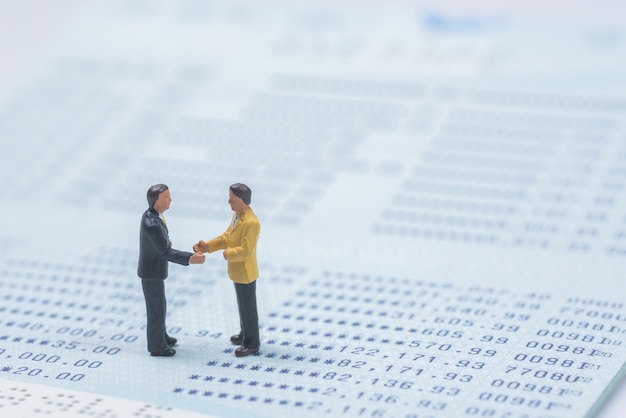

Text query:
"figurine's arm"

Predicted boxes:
[[224, 222, 259, 262], [206, 231, 229, 253], [145, 223, 194, 266], [195, 227, 230, 253]]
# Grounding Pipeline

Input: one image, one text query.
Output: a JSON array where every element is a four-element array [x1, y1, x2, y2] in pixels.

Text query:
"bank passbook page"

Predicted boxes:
[[1, 0, 626, 417]]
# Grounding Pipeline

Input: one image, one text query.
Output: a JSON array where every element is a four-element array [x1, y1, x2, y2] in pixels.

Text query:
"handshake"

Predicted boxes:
[[189, 240, 209, 264]]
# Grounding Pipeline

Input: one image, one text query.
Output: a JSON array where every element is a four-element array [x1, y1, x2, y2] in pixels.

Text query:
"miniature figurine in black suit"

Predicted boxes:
[[138, 184, 205, 357]]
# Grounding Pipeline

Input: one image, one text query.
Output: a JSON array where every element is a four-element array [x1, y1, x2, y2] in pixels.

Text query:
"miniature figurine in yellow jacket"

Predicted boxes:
[[206, 206, 260, 284], [194, 183, 261, 357]]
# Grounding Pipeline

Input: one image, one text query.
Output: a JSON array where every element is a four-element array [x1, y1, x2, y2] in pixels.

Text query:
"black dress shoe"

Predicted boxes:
[[230, 334, 243, 345], [235, 346, 259, 357], [165, 335, 177, 346], [150, 347, 176, 357]]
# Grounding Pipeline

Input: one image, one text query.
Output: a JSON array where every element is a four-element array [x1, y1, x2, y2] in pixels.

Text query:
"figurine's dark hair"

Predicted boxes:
[[147, 184, 169, 208], [230, 183, 251, 205]]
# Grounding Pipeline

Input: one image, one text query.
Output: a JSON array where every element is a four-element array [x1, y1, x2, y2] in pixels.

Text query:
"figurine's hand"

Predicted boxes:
[[169, 239, 173, 248], [193, 240, 208, 253], [222, 250, 228, 260], [189, 253, 206, 264]]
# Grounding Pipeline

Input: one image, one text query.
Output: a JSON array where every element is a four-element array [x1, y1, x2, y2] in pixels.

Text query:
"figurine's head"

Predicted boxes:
[[229, 183, 251, 212], [147, 184, 171, 213]]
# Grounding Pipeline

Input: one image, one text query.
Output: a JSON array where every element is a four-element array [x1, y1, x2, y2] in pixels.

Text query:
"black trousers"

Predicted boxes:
[[234, 281, 260, 349], [141, 279, 168, 352]]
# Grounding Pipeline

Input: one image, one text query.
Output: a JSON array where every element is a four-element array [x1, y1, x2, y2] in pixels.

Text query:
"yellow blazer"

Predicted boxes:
[[207, 208, 260, 284]]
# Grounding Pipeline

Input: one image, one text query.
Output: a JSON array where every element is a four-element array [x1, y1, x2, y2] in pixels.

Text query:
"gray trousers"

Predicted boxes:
[[141, 279, 168, 352], [234, 281, 260, 349]]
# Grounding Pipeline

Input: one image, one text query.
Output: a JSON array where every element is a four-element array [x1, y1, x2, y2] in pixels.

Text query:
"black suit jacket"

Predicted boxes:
[[137, 208, 192, 280]]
